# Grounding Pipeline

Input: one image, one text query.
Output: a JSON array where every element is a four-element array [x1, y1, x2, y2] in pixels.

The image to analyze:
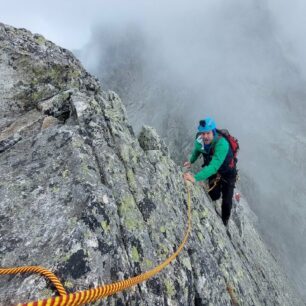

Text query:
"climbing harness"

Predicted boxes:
[[205, 171, 239, 193], [206, 174, 221, 192], [0, 184, 192, 306]]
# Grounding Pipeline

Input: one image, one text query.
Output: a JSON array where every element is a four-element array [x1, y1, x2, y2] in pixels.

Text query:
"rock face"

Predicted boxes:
[[0, 23, 304, 306]]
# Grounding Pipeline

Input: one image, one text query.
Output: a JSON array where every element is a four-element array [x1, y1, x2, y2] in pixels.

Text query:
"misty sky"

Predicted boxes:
[[1, 0, 306, 301], [1, 0, 306, 78], [0, 0, 155, 49]]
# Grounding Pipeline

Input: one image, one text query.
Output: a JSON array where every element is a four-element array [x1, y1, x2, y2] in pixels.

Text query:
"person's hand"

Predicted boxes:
[[183, 172, 195, 183], [183, 161, 191, 169]]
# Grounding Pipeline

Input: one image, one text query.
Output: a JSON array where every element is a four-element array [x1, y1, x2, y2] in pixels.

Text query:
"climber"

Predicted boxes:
[[183, 117, 238, 226]]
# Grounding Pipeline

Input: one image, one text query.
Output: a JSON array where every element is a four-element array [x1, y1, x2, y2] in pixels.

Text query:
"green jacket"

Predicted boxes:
[[189, 135, 229, 182]]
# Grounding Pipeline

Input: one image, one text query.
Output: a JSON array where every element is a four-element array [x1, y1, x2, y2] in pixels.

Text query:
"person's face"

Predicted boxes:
[[201, 131, 214, 145]]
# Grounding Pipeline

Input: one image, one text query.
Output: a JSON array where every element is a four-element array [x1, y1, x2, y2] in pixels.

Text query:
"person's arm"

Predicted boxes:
[[194, 137, 229, 181], [189, 141, 201, 164]]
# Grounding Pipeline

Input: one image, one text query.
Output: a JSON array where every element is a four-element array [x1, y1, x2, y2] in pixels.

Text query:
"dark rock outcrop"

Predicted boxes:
[[0, 23, 304, 306]]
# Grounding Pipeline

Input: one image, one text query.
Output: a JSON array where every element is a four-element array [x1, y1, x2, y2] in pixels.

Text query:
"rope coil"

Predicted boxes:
[[206, 174, 221, 192]]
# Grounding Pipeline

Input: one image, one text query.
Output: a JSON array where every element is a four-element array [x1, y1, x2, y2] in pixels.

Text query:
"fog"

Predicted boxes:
[[78, 0, 306, 300]]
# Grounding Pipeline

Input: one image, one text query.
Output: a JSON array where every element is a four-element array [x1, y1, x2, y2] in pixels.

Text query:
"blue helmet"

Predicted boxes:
[[198, 117, 216, 132]]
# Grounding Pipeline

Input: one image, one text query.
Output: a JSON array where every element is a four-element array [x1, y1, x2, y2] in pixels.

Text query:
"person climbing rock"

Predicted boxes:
[[183, 117, 238, 226]]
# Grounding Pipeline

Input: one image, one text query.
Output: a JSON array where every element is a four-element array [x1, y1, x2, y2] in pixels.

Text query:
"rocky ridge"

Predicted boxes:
[[0, 23, 304, 306]]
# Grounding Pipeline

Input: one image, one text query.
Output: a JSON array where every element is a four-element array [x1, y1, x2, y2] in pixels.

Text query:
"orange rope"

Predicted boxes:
[[1, 185, 192, 306], [0, 266, 66, 296]]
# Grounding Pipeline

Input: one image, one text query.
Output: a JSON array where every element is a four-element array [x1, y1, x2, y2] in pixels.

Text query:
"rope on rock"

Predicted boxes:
[[226, 284, 239, 306], [0, 266, 67, 296], [1, 184, 192, 306]]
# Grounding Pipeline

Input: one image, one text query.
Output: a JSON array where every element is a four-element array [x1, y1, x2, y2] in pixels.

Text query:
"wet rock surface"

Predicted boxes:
[[0, 23, 304, 306]]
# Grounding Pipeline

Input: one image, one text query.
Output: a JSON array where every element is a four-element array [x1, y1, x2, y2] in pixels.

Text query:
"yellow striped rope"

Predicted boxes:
[[0, 266, 66, 296]]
